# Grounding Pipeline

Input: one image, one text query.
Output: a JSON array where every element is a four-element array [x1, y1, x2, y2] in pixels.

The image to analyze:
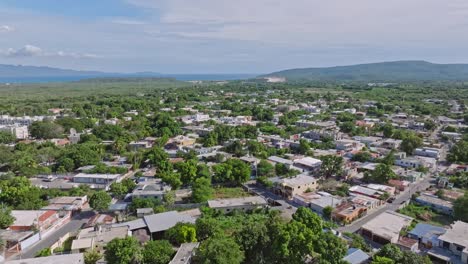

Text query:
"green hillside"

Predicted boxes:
[[263, 61, 468, 82]]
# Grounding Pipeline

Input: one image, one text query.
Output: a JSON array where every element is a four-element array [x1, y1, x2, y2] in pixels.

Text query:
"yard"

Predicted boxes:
[[398, 203, 454, 227], [213, 187, 251, 199]]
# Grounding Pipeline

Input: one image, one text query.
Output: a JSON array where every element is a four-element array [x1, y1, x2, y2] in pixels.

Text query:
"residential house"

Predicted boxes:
[[273, 174, 319, 199], [408, 223, 446, 249], [343, 248, 370, 264], [302, 128, 343, 141], [137, 208, 154, 218], [353, 136, 383, 147], [332, 203, 367, 224], [6, 253, 84, 264], [365, 184, 396, 195], [349, 185, 385, 199], [169, 242, 200, 264], [72, 173, 122, 189], [335, 139, 362, 151], [309, 195, 343, 215], [9, 210, 62, 232], [0, 124, 29, 139], [414, 194, 454, 215], [71, 225, 129, 253], [292, 157, 322, 172], [360, 211, 413, 245], [131, 180, 171, 200], [414, 147, 440, 159], [207, 196, 268, 213], [429, 221, 468, 264], [129, 140, 153, 151], [349, 194, 384, 211], [144, 211, 196, 238], [292, 192, 322, 207], [42, 196, 87, 212], [381, 139, 402, 149]]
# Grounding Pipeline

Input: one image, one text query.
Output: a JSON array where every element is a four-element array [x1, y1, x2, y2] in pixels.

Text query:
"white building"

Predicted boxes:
[[0, 124, 28, 139], [207, 196, 268, 213]]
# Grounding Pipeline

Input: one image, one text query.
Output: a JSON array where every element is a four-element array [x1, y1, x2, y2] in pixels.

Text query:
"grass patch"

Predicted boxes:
[[213, 187, 251, 199], [398, 203, 454, 227]]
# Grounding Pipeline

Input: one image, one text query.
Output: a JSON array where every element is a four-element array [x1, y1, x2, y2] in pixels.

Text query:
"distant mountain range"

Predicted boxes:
[[0, 64, 256, 83], [0, 64, 161, 78], [263, 61, 468, 82]]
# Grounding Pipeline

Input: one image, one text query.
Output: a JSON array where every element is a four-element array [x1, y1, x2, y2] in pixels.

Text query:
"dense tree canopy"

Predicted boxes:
[[89, 191, 112, 212], [105, 237, 141, 264], [30, 121, 64, 139]]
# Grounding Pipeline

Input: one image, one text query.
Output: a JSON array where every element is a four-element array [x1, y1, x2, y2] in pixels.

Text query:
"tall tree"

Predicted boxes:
[[195, 235, 244, 264], [319, 155, 344, 179], [453, 192, 468, 222], [30, 121, 64, 139], [400, 134, 423, 155], [0, 206, 15, 229], [105, 237, 141, 264], [165, 223, 197, 246], [89, 191, 112, 212], [192, 177, 214, 203], [142, 240, 175, 264]]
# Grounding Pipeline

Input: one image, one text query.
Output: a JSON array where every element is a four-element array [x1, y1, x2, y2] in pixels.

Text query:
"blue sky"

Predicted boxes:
[[1, 0, 468, 73]]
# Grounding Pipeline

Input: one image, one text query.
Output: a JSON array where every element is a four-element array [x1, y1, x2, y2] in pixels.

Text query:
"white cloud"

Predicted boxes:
[[126, 0, 468, 46], [0, 25, 14, 32], [1, 44, 100, 59], [4, 44, 42, 57]]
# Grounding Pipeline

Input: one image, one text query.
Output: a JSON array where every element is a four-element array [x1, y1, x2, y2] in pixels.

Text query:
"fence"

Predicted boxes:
[[19, 233, 40, 251]]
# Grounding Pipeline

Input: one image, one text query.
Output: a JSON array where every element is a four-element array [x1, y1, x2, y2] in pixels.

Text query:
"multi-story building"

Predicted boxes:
[[0, 124, 28, 139]]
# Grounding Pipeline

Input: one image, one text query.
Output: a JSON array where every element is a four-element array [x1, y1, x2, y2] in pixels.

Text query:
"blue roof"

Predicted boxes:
[[343, 248, 370, 264], [408, 223, 446, 238]]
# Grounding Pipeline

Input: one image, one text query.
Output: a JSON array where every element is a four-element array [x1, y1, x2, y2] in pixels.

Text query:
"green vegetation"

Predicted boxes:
[[0, 206, 15, 229], [398, 203, 454, 226], [453, 192, 468, 222], [266, 61, 468, 82], [213, 187, 251, 199], [89, 191, 112, 212], [373, 244, 431, 264]]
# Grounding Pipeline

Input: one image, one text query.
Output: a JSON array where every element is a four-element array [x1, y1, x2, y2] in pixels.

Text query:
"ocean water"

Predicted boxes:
[[0, 74, 257, 83]]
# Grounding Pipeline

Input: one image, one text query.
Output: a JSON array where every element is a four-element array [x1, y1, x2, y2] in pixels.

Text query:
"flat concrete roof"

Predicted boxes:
[[6, 253, 84, 264], [208, 196, 267, 209], [361, 211, 413, 240], [438, 221, 468, 248], [144, 211, 195, 233], [11, 211, 47, 227], [280, 174, 317, 187], [169, 242, 199, 264]]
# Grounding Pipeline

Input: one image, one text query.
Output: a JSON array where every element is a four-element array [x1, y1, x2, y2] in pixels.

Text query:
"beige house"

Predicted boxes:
[[274, 174, 318, 199]]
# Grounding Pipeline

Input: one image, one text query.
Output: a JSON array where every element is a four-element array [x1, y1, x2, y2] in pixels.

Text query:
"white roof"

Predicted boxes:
[[208, 196, 267, 208], [11, 211, 45, 227], [6, 254, 84, 264], [294, 157, 322, 167], [74, 173, 121, 179], [280, 174, 317, 187], [71, 238, 94, 250], [361, 211, 413, 240], [438, 221, 468, 247], [144, 211, 196, 233], [268, 156, 293, 165]]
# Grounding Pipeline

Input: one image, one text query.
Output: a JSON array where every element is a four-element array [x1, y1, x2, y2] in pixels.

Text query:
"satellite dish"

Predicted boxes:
[[70, 128, 77, 135]]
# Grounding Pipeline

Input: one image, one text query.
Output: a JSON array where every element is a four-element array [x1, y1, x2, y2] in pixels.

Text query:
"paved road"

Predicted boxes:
[[11, 211, 95, 260], [337, 177, 433, 233]]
